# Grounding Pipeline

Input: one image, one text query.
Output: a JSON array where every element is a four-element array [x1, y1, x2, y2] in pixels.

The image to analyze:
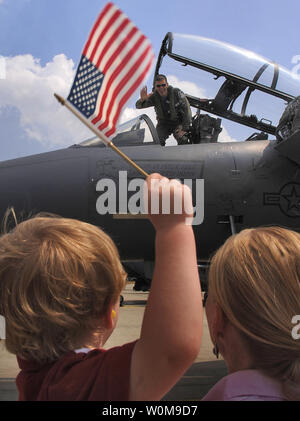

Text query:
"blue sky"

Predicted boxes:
[[1, 0, 300, 160]]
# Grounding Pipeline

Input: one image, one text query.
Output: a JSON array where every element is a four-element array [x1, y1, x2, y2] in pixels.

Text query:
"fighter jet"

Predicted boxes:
[[1, 32, 300, 288]]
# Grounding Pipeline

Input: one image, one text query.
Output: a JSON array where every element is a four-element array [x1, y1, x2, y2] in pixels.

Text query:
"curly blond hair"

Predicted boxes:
[[208, 226, 300, 400], [0, 215, 126, 363]]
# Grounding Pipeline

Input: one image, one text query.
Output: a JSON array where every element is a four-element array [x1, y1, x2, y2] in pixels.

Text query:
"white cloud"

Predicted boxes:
[[218, 125, 238, 142], [167, 74, 207, 99], [0, 59, 237, 150], [119, 103, 156, 125], [0, 54, 91, 147], [0, 56, 5, 79]]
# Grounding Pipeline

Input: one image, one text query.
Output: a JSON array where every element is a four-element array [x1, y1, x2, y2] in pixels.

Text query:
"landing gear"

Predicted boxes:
[[123, 262, 153, 293], [133, 277, 151, 292]]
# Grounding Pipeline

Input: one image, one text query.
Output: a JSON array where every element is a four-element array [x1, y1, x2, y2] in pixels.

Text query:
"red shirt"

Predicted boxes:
[[16, 341, 136, 401]]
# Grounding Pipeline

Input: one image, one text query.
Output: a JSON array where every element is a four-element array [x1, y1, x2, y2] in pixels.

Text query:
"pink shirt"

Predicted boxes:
[[201, 369, 286, 401]]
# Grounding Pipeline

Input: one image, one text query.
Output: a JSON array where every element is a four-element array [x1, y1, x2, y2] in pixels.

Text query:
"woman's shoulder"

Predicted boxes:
[[201, 369, 286, 401]]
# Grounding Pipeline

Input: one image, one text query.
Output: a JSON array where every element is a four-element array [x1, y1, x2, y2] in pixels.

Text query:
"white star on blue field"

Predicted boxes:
[[68, 56, 104, 118]]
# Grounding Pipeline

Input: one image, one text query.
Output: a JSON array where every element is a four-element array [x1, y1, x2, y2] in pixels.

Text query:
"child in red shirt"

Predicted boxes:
[[0, 174, 203, 401]]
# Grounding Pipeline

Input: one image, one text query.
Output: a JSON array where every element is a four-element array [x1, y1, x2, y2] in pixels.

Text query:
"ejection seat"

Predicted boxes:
[[189, 110, 222, 144]]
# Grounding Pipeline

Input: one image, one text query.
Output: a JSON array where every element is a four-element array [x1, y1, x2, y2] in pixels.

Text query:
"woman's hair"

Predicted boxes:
[[0, 215, 126, 363], [208, 226, 300, 400]]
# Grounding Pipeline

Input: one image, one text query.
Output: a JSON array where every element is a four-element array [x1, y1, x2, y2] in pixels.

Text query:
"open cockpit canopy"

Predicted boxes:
[[155, 33, 300, 140], [79, 33, 300, 147]]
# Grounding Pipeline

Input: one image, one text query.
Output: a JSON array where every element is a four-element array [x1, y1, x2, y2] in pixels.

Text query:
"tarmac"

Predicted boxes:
[[0, 282, 227, 401]]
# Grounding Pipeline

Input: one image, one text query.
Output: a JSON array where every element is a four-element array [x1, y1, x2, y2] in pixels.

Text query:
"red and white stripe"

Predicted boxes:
[[81, 2, 155, 137]]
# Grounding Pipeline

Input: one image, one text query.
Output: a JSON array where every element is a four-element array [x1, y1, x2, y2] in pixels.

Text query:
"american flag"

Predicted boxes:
[[67, 2, 155, 138]]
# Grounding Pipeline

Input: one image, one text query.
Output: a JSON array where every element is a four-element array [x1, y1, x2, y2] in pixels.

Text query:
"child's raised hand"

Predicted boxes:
[[144, 173, 194, 230]]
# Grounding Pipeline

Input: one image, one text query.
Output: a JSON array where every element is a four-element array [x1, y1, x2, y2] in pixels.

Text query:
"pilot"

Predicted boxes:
[[136, 74, 192, 146]]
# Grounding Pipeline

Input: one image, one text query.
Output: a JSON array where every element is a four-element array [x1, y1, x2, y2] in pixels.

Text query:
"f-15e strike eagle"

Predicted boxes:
[[1, 33, 300, 289]]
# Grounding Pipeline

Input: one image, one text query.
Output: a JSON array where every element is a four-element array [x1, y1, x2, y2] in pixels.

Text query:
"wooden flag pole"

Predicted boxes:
[[54, 93, 149, 178]]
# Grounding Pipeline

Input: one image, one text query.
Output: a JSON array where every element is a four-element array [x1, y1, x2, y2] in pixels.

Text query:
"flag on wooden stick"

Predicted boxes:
[[67, 2, 155, 138]]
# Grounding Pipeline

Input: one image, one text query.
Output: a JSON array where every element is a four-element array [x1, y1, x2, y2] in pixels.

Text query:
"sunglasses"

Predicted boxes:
[[156, 83, 167, 88]]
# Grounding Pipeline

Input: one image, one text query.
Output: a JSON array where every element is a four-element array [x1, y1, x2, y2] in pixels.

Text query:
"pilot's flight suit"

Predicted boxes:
[[136, 86, 192, 146]]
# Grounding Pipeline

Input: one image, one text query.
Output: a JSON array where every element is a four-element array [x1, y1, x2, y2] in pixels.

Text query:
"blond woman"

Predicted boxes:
[[203, 227, 300, 401]]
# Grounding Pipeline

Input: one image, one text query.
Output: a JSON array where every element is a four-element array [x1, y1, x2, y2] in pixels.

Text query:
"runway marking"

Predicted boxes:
[[122, 300, 147, 306]]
